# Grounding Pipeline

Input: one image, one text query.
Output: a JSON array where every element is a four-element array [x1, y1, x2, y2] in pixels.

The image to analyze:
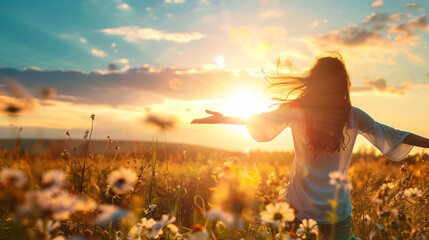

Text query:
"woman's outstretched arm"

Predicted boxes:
[[191, 110, 246, 125], [403, 133, 429, 148]]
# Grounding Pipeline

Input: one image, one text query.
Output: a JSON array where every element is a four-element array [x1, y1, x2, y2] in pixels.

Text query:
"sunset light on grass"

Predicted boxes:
[[0, 0, 429, 239]]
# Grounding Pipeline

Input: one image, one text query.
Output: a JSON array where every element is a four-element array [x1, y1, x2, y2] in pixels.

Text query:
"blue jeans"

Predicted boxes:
[[292, 215, 352, 240]]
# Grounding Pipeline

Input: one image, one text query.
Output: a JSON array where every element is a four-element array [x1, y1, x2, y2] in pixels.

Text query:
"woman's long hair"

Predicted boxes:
[[266, 53, 351, 156]]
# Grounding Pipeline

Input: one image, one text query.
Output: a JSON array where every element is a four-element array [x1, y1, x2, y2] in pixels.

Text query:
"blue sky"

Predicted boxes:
[[0, 0, 428, 152]]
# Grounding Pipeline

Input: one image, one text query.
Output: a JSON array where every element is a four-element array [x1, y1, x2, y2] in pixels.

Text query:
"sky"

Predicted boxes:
[[0, 0, 429, 153]]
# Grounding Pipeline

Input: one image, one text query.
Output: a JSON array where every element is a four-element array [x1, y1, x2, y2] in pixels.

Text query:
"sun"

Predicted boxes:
[[223, 90, 274, 118]]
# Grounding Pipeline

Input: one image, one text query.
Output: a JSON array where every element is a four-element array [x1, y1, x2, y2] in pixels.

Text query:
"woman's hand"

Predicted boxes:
[[191, 110, 225, 124]]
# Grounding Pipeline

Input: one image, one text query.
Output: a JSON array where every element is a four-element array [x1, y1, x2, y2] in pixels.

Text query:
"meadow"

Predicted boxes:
[[0, 129, 428, 240]]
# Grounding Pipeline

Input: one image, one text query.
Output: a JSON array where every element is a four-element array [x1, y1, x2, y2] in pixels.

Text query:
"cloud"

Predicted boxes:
[[406, 3, 422, 11], [0, 65, 266, 108], [108, 63, 118, 71], [101, 26, 206, 43], [80, 37, 87, 44], [213, 55, 225, 69], [310, 21, 319, 28], [352, 78, 404, 95], [372, 1, 383, 8], [314, 25, 382, 46], [164, 0, 185, 3], [117, 58, 129, 64], [352, 77, 429, 95], [117, 3, 131, 10], [401, 80, 429, 89], [301, 13, 427, 63], [388, 14, 429, 41], [91, 49, 107, 57], [228, 25, 287, 59], [259, 9, 283, 19]]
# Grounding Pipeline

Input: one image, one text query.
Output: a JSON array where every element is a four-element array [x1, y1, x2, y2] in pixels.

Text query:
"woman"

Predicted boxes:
[[191, 53, 429, 239]]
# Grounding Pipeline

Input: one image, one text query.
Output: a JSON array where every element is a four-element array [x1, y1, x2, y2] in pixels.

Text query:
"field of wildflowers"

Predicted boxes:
[[0, 123, 428, 240]]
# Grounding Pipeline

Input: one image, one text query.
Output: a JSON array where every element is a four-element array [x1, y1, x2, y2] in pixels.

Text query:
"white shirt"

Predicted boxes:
[[246, 104, 412, 224]]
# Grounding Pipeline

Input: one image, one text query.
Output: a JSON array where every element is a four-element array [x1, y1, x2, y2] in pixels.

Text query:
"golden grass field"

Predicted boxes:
[[0, 133, 428, 240]]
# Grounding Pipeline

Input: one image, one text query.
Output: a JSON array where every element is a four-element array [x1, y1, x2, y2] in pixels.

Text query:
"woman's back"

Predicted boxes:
[[246, 103, 413, 223]]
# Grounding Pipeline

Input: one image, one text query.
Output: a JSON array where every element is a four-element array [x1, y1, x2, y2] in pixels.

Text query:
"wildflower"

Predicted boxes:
[[380, 182, 395, 191], [83, 130, 89, 139], [144, 204, 157, 214], [275, 233, 300, 240], [188, 224, 209, 240], [105, 184, 112, 198], [48, 191, 96, 220], [377, 207, 398, 217], [267, 172, 279, 185], [206, 208, 238, 228], [116, 231, 123, 240], [404, 187, 422, 198], [128, 223, 144, 240], [61, 149, 69, 157], [260, 202, 295, 228], [147, 214, 177, 239], [174, 232, 184, 240], [361, 214, 371, 225], [296, 219, 318, 239], [329, 171, 352, 191], [106, 168, 138, 194], [95, 204, 130, 225], [0, 168, 27, 188], [66, 131, 70, 136], [400, 163, 408, 174], [41, 169, 66, 192], [35, 219, 60, 239], [107, 136, 113, 144], [141, 217, 157, 229], [91, 114, 95, 120]]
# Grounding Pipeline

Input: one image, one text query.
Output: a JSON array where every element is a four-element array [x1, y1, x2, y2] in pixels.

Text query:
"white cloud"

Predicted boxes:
[[117, 3, 131, 10], [117, 58, 129, 64], [80, 37, 87, 44], [91, 49, 107, 57], [111, 42, 116, 48], [259, 9, 282, 19], [310, 21, 319, 28], [101, 26, 206, 43], [165, 0, 185, 3], [372, 1, 383, 8]]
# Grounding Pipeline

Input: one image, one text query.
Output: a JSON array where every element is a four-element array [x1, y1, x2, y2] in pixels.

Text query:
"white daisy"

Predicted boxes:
[[259, 202, 295, 228], [329, 171, 352, 191], [146, 215, 176, 239], [106, 168, 138, 194], [361, 214, 371, 225], [404, 187, 422, 198], [41, 169, 66, 192], [128, 223, 143, 240], [35, 219, 61, 239], [296, 219, 318, 239], [0, 168, 27, 188], [95, 204, 130, 225]]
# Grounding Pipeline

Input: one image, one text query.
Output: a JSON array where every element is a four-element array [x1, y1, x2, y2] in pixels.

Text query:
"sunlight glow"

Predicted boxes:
[[223, 90, 274, 118], [214, 55, 225, 69]]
